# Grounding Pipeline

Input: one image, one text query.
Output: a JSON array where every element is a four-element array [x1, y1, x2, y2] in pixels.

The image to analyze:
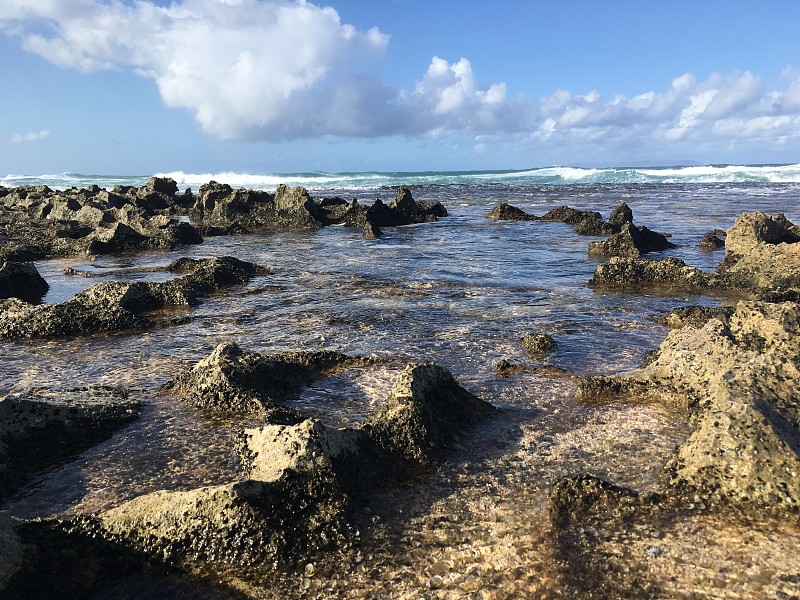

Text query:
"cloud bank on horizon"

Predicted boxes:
[[2, 0, 800, 159]]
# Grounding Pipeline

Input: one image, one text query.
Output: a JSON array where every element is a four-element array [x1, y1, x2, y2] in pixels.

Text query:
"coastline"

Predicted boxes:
[[1, 175, 799, 598]]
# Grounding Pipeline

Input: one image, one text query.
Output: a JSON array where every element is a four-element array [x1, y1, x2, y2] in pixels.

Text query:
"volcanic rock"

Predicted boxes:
[[608, 201, 634, 226], [0, 261, 49, 303], [588, 223, 676, 258]]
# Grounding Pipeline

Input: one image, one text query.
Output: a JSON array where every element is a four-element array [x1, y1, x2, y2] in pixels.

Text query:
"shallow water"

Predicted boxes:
[[3, 182, 799, 524]]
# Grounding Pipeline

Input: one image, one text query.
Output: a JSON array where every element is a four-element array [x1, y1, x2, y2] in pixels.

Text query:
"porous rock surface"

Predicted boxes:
[[588, 223, 676, 258], [484, 203, 537, 221], [577, 300, 800, 513], [0, 256, 261, 339], [167, 341, 370, 421], [0, 386, 140, 499], [0, 261, 49, 303], [519, 331, 558, 358], [588, 256, 719, 290], [362, 362, 496, 462]]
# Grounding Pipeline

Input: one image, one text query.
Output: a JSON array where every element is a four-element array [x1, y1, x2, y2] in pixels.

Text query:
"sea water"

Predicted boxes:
[[2, 164, 800, 521]]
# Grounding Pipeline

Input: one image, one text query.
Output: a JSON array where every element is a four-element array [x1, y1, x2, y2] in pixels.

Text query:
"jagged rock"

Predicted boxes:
[[144, 176, 179, 197], [86, 222, 148, 254], [364, 187, 446, 229], [520, 332, 557, 358], [718, 211, 800, 300], [0, 257, 262, 339], [167, 342, 368, 421], [577, 301, 800, 514], [575, 214, 619, 235], [0, 386, 140, 499], [0, 261, 49, 303], [588, 256, 719, 290], [657, 305, 735, 329], [588, 223, 676, 258], [541, 206, 602, 225], [484, 203, 536, 221], [608, 201, 634, 226], [496, 359, 527, 378], [362, 363, 495, 462]]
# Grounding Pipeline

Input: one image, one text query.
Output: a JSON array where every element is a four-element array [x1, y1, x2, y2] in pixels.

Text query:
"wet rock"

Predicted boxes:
[[547, 474, 652, 530], [588, 223, 676, 258], [0, 512, 22, 590], [167, 341, 368, 421], [0, 256, 262, 339], [588, 256, 719, 290], [608, 201, 634, 226], [0, 261, 49, 303], [541, 206, 602, 225], [496, 359, 527, 378], [575, 214, 619, 236], [0, 386, 140, 499], [699, 232, 725, 250], [579, 301, 800, 514], [520, 332, 557, 358], [484, 203, 537, 221], [718, 211, 800, 300], [656, 305, 735, 329], [362, 363, 495, 462], [364, 187, 447, 229], [86, 222, 148, 254]]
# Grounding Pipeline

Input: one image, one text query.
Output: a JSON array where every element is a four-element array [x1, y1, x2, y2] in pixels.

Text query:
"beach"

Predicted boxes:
[[2, 165, 800, 598]]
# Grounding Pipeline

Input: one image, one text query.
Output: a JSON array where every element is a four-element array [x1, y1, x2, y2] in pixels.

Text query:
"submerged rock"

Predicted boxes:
[[541, 206, 602, 225], [362, 363, 496, 462], [577, 301, 800, 514], [0, 261, 49, 303], [699, 231, 725, 250], [0, 386, 140, 499], [520, 332, 558, 358]]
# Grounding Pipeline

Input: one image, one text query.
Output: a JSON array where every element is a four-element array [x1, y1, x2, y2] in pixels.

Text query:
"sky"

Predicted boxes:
[[1, 0, 799, 175]]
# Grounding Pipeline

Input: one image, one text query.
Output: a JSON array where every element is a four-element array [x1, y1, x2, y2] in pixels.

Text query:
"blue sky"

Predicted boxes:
[[1, 0, 799, 175]]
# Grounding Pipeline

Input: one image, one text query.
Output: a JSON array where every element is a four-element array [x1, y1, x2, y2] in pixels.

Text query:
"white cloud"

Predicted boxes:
[[11, 130, 50, 143], [2, 0, 800, 158]]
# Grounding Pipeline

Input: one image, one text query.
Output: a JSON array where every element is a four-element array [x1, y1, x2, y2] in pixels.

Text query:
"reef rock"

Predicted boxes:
[[699, 231, 725, 250], [588, 256, 719, 291], [167, 342, 368, 421], [541, 206, 602, 225], [484, 203, 537, 221], [588, 223, 676, 258], [608, 201, 634, 226], [0, 261, 49, 303], [0, 387, 140, 499], [363, 362, 496, 462], [719, 211, 800, 300], [520, 332, 558, 358], [578, 301, 800, 514]]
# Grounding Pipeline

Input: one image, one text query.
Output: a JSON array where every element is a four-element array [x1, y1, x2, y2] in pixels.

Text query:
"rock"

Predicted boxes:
[[364, 188, 446, 229], [575, 215, 619, 236], [588, 223, 676, 258], [656, 305, 735, 329], [588, 256, 719, 290], [0, 257, 262, 339], [0, 512, 22, 590], [496, 359, 527, 378], [520, 332, 557, 358], [144, 176, 179, 197], [699, 231, 725, 250], [0, 261, 49, 303], [718, 211, 800, 300], [86, 222, 148, 254], [0, 386, 140, 499], [167, 342, 368, 420], [608, 201, 634, 226], [484, 203, 536, 221], [362, 363, 495, 462], [541, 206, 602, 225], [578, 301, 800, 514], [547, 474, 650, 530]]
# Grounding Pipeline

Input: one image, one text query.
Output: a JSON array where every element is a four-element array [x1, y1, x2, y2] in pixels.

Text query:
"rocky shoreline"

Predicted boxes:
[[1, 181, 799, 598]]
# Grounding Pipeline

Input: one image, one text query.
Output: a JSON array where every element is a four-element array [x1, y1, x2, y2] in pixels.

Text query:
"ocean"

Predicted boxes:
[[2, 163, 800, 594]]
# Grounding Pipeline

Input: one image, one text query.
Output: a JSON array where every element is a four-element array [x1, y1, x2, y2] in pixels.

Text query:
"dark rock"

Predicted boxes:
[[575, 214, 619, 236], [363, 220, 382, 239], [144, 176, 179, 197], [699, 232, 725, 250], [541, 205, 602, 225], [0, 386, 140, 499], [608, 201, 634, 226], [166, 341, 369, 420], [484, 203, 536, 221], [496, 359, 527, 378], [86, 223, 148, 255], [656, 305, 735, 329], [547, 474, 649, 530], [520, 332, 557, 358], [588, 257, 718, 290], [0, 261, 49, 303], [362, 363, 495, 462], [588, 223, 677, 258]]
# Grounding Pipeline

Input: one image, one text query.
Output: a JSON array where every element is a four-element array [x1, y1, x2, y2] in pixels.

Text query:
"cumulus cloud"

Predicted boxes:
[[2, 0, 800, 156], [11, 130, 50, 143]]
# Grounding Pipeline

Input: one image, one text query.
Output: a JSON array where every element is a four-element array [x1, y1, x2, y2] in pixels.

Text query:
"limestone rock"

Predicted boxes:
[[363, 363, 495, 461], [520, 332, 557, 358], [541, 206, 602, 225], [588, 223, 676, 258], [484, 203, 536, 221], [588, 256, 719, 290]]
